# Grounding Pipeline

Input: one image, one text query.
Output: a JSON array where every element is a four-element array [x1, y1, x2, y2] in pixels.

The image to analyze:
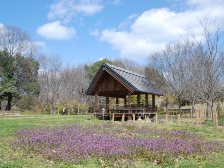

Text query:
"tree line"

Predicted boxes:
[[0, 24, 144, 114], [0, 19, 224, 120], [147, 19, 224, 119]]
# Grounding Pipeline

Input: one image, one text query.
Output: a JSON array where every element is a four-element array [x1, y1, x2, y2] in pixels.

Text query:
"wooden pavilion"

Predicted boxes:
[[86, 63, 163, 121]]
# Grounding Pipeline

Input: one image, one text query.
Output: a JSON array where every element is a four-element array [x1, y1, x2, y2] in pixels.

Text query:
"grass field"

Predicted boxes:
[[0, 114, 224, 168]]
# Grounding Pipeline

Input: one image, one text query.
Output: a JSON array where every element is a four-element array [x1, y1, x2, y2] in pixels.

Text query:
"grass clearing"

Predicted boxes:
[[0, 114, 224, 167]]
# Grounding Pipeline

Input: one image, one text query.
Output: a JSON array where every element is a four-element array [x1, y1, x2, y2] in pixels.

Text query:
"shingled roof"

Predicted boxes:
[[86, 63, 163, 96]]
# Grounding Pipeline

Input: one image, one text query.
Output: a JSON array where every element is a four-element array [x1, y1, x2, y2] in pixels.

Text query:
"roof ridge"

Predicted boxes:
[[105, 63, 146, 79]]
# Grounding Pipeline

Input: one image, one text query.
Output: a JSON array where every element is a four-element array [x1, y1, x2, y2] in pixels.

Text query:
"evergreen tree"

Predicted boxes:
[[0, 51, 40, 110], [84, 58, 112, 80]]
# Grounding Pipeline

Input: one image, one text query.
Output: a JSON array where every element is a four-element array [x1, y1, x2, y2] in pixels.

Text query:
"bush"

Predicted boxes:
[[16, 96, 50, 114], [16, 96, 38, 111], [56, 100, 89, 115]]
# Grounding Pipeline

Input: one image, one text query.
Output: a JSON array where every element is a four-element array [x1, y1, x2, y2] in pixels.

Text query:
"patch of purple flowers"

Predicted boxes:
[[12, 124, 224, 163]]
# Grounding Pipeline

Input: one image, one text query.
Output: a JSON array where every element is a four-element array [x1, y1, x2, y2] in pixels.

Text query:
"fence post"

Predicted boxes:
[[178, 114, 181, 126], [166, 113, 168, 123], [132, 114, 135, 121], [215, 111, 218, 127], [155, 113, 158, 126], [196, 113, 199, 126], [111, 113, 114, 122]]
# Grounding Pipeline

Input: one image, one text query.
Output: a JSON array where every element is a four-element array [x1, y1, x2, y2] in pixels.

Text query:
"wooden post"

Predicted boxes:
[[116, 97, 119, 106], [155, 113, 158, 126], [95, 91, 99, 112], [152, 94, 155, 111], [128, 92, 131, 113], [106, 96, 109, 112], [145, 94, 148, 106], [132, 113, 135, 121], [128, 92, 131, 105], [111, 113, 114, 122], [137, 94, 140, 106], [122, 114, 125, 122], [178, 114, 181, 126], [124, 97, 127, 106]]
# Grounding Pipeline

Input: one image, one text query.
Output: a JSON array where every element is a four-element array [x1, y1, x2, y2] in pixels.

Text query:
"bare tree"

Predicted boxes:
[[38, 55, 62, 114], [59, 65, 90, 104], [112, 58, 145, 75], [0, 26, 30, 56], [191, 19, 224, 119], [149, 41, 195, 112]]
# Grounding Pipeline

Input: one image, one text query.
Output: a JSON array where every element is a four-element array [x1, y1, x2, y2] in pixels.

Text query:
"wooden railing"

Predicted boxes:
[[97, 104, 156, 114]]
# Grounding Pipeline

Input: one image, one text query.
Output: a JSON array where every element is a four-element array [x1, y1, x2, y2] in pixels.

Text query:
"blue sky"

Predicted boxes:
[[0, 0, 224, 65]]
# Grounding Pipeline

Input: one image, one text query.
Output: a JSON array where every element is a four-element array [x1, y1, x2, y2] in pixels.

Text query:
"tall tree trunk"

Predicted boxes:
[[206, 102, 209, 118], [50, 102, 55, 115], [191, 93, 195, 117], [217, 102, 221, 121], [5, 93, 12, 111], [191, 102, 195, 117], [211, 100, 214, 121]]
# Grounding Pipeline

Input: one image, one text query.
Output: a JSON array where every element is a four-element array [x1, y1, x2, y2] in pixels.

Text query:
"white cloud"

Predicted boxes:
[[0, 23, 4, 28], [97, 0, 224, 59], [37, 21, 76, 40], [48, 0, 103, 22], [33, 41, 46, 48]]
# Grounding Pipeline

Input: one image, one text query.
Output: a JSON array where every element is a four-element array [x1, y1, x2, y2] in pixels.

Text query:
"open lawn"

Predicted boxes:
[[0, 115, 224, 168]]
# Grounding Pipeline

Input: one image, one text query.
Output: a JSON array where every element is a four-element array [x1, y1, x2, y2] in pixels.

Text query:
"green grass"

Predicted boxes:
[[0, 115, 102, 168], [0, 114, 224, 168]]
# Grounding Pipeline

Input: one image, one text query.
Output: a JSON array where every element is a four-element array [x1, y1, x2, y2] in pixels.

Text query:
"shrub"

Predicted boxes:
[[56, 100, 89, 115]]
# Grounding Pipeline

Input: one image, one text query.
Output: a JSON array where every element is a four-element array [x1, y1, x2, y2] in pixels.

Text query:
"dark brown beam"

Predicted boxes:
[[145, 94, 148, 106], [106, 96, 109, 111], [116, 97, 119, 106], [128, 92, 131, 106], [152, 94, 155, 108], [124, 96, 127, 106]]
